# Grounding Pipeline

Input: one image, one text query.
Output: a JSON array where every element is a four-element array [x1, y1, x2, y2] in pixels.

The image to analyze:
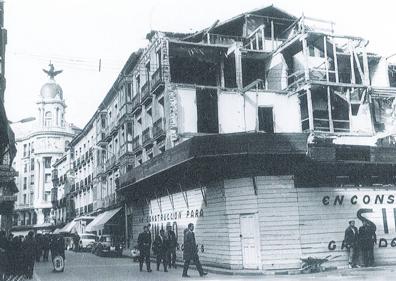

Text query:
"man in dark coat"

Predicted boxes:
[[166, 224, 177, 269], [359, 220, 377, 267], [35, 233, 42, 262], [182, 223, 207, 278], [153, 229, 168, 272], [344, 220, 359, 268], [137, 226, 152, 272], [0, 230, 10, 279], [23, 231, 37, 279], [42, 234, 50, 262], [50, 235, 65, 272]]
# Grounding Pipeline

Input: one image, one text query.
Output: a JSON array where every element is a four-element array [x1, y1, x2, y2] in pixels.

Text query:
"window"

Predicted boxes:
[[23, 194, 26, 205], [65, 141, 70, 152], [30, 175, 34, 185], [24, 163, 28, 173], [45, 173, 51, 183], [258, 107, 274, 133], [196, 88, 219, 133], [145, 62, 150, 82], [44, 111, 53, 127], [127, 82, 132, 100], [23, 144, 27, 157], [30, 159, 34, 171], [44, 157, 52, 168], [136, 75, 140, 93], [44, 192, 50, 202], [23, 177, 27, 190]]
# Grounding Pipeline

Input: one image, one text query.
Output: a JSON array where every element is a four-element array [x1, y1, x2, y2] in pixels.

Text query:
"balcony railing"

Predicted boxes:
[[151, 68, 164, 94], [132, 136, 142, 152], [142, 127, 153, 146], [141, 81, 151, 103], [153, 118, 166, 139], [131, 92, 141, 112]]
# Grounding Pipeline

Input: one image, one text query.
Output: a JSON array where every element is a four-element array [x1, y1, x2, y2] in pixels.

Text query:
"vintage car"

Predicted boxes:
[[79, 233, 98, 250], [92, 235, 123, 257]]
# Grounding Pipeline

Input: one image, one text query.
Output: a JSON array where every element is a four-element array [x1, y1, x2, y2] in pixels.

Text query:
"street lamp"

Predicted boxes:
[[8, 117, 36, 124]]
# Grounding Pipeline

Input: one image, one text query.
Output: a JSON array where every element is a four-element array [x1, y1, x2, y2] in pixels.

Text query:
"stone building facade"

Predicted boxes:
[[12, 65, 80, 229]]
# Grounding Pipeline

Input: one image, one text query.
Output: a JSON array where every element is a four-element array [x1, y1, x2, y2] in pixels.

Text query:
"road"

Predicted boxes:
[[31, 251, 396, 281]]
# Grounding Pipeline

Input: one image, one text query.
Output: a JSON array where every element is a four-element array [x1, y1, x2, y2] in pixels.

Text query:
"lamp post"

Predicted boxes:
[[8, 117, 36, 124]]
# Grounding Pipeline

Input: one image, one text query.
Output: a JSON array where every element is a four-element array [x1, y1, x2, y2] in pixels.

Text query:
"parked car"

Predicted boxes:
[[79, 233, 98, 251], [92, 235, 123, 257]]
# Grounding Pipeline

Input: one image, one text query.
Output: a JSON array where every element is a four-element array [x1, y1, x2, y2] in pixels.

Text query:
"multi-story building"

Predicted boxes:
[[69, 117, 96, 218], [51, 150, 73, 226], [12, 64, 80, 229], [111, 5, 396, 271], [0, 1, 18, 233], [59, 5, 396, 270]]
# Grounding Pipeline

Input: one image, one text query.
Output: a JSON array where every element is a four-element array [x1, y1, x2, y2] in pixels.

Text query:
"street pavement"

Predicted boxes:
[[31, 251, 396, 281]]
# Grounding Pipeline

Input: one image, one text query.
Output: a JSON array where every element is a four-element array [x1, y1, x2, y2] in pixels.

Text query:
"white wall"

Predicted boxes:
[[370, 58, 390, 87], [218, 92, 245, 133], [176, 87, 197, 134]]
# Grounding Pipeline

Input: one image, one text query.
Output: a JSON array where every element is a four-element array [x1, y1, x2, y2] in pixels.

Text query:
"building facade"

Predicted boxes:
[[114, 5, 396, 271], [55, 5, 396, 270], [12, 65, 80, 229], [69, 117, 96, 218], [0, 1, 18, 232]]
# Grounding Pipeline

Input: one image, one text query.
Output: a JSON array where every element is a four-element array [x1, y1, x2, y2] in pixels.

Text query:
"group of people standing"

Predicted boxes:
[[137, 223, 207, 278], [344, 220, 377, 268], [0, 230, 65, 280]]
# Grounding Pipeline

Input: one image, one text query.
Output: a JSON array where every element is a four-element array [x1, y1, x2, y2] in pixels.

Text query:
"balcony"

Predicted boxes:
[[97, 131, 107, 145], [153, 118, 166, 140], [131, 92, 141, 113], [142, 127, 153, 146], [141, 81, 152, 104], [132, 136, 142, 152], [151, 68, 164, 95]]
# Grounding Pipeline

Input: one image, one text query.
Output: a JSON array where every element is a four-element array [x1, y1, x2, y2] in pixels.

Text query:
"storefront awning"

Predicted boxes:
[[85, 207, 121, 232], [59, 220, 77, 234], [11, 230, 30, 237]]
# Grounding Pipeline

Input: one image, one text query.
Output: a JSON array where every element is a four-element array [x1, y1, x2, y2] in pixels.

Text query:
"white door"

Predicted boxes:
[[240, 214, 260, 269]]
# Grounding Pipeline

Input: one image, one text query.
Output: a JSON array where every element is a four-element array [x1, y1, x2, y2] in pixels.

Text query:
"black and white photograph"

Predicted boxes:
[[1, 1, 396, 280]]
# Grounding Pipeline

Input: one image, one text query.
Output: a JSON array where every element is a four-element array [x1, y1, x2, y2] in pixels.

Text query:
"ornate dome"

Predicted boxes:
[[40, 79, 63, 99]]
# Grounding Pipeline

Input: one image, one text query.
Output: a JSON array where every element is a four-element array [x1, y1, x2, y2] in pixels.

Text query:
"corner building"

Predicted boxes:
[[64, 5, 396, 271], [12, 65, 80, 230]]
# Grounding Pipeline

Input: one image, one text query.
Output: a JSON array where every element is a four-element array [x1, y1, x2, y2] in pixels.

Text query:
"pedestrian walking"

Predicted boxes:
[[0, 230, 10, 280], [35, 233, 42, 262], [344, 220, 359, 268], [23, 231, 37, 279], [153, 229, 168, 272], [359, 220, 377, 267], [42, 234, 50, 262], [50, 235, 65, 272], [182, 223, 207, 278], [137, 226, 152, 272], [166, 224, 177, 269]]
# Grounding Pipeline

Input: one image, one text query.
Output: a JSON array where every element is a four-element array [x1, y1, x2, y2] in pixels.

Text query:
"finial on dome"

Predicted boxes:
[[43, 62, 63, 79]]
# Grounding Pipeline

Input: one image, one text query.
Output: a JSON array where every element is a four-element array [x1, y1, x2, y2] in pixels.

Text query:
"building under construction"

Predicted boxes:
[[58, 5, 396, 271]]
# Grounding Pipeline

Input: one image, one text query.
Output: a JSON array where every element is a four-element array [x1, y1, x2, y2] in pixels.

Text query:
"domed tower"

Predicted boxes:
[[37, 63, 66, 128]]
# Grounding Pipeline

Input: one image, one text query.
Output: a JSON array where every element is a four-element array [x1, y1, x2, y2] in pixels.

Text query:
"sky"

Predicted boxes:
[[4, 0, 396, 128]]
